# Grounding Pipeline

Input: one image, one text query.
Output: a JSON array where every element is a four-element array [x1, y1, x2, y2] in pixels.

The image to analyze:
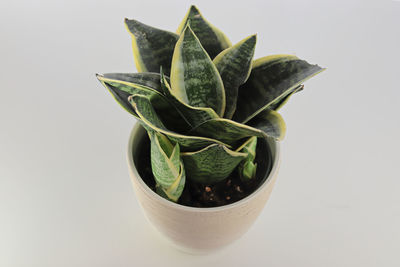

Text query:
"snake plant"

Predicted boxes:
[[96, 5, 325, 203]]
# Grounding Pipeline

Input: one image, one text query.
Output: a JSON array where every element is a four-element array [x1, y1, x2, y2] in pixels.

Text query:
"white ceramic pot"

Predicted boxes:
[[127, 124, 281, 254]]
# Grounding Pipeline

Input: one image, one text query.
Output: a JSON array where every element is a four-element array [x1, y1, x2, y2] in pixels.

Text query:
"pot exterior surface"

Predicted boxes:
[[127, 124, 280, 253]]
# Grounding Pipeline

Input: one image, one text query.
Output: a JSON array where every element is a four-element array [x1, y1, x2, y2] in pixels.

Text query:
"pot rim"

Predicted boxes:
[[127, 123, 281, 213]]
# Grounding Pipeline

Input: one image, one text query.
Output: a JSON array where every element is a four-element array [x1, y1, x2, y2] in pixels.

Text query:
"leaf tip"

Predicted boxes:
[[124, 18, 135, 27], [245, 34, 257, 46], [124, 18, 141, 33], [189, 5, 200, 15], [95, 73, 104, 81], [313, 64, 327, 75]]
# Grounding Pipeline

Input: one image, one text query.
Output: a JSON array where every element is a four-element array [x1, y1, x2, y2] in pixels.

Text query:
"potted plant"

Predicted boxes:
[[96, 5, 324, 253]]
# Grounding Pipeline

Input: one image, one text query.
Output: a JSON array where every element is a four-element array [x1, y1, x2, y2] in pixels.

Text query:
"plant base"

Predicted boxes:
[[136, 134, 272, 207]]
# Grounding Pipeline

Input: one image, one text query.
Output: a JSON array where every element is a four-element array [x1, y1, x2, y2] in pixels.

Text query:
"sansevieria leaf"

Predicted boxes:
[[181, 144, 247, 184], [125, 18, 178, 76], [189, 118, 267, 145], [269, 84, 304, 111], [233, 55, 325, 123], [160, 71, 219, 128], [96, 75, 138, 117], [101, 73, 165, 92], [177, 5, 231, 59], [150, 132, 185, 202], [213, 34, 257, 119], [96, 73, 188, 132], [237, 136, 258, 181], [171, 24, 226, 116], [97, 73, 163, 99], [129, 94, 229, 151], [247, 109, 286, 141]]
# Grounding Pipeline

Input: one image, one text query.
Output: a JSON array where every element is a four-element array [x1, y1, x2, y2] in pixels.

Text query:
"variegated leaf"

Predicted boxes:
[[269, 84, 304, 111], [96, 74, 138, 117], [102, 72, 164, 92], [189, 118, 267, 145], [96, 73, 188, 132], [124, 18, 178, 76], [129, 94, 229, 151], [171, 24, 226, 116], [237, 136, 258, 181], [213, 34, 257, 119], [233, 55, 325, 123], [246, 109, 286, 141], [155, 166, 185, 203], [160, 71, 219, 128], [150, 132, 185, 202], [97, 73, 163, 96], [181, 144, 247, 184], [177, 5, 231, 59]]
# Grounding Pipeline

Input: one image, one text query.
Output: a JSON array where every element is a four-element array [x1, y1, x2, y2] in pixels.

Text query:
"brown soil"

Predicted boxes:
[[135, 136, 272, 208]]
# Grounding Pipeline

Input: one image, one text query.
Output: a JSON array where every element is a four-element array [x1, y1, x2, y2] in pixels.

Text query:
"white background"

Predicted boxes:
[[1, 0, 399, 266]]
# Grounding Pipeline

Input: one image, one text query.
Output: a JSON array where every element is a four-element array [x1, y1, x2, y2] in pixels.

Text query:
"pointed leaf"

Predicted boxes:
[[125, 18, 179, 75], [155, 162, 185, 203], [129, 94, 230, 151], [97, 73, 162, 96], [189, 118, 267, 145], [150, 132, 185, 202], [97, 73, 188, 132], [150, 133, 180, 188], [236, 136, 257, 161], [236, 136, 258, 181], [269, 84, 304, 111], [160, 72, 219, 128], [177, 5, 231, 59], [240, 161, 257, 182], [181, 144, 247, 184], [102, 72, 164, 92], [171, 25, 226, 116], [169, 143, 181, 170], [233, 55, 325, 123], [213, 34, 257, 119], [96, 75, 138, 117], [246, 109, 286, 141]]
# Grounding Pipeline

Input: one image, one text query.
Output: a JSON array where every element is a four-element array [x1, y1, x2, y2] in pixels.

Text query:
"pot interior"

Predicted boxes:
[[131, 125, 275, 208]]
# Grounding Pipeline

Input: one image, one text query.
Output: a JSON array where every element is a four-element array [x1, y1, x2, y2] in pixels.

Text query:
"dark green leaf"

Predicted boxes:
[[96, 74, 138, 117], [181, 144, 247, 184], [269, 85, 304, 111], [160, 72, 219, 128], [125, 18, 179, 76], [129, 94, 229, 151], [177, 5, 231, 59], [102, 72, 164, 92], [246, 109, 286, 141], [97, 73, 162, 97], [213, 34, 257, 119], [233, 55, 325, 123], [171, 25, 225, 116], [97, 73, 188, 132], [189, 118, 267, 145]]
